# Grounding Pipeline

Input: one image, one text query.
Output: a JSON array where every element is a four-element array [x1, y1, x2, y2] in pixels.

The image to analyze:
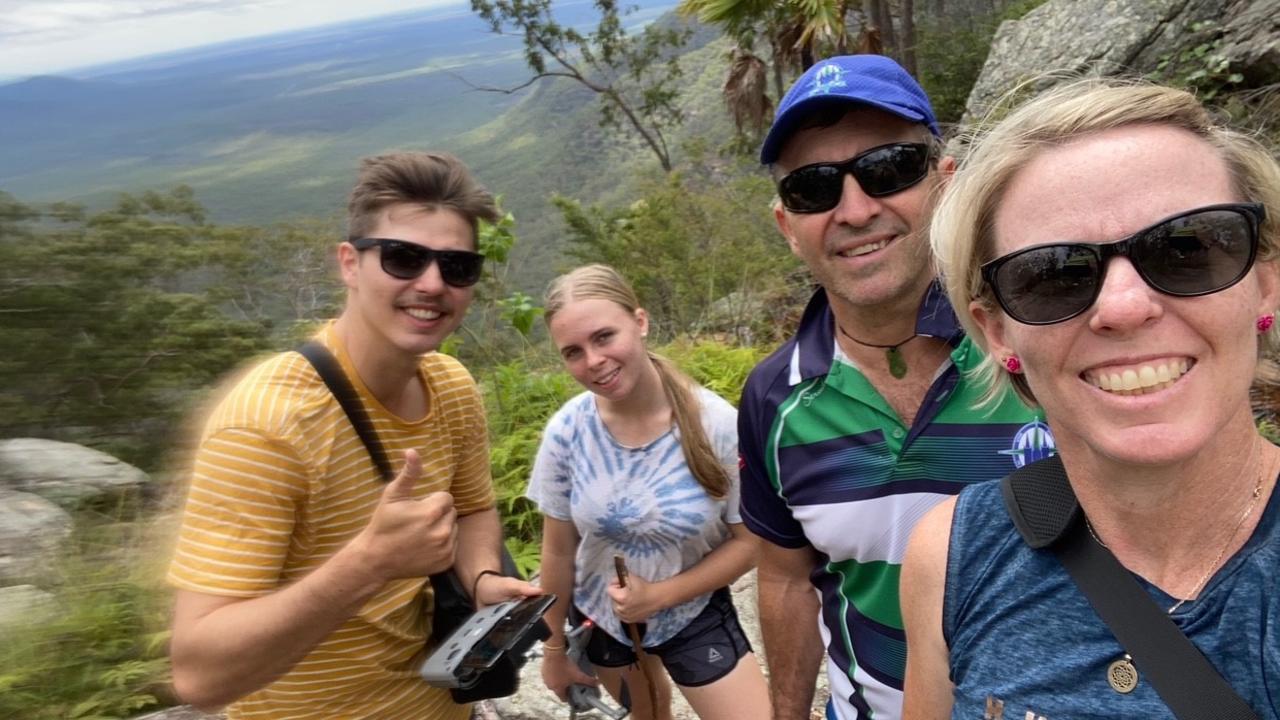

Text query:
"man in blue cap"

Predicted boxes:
[[737, 55, 1051, 719]]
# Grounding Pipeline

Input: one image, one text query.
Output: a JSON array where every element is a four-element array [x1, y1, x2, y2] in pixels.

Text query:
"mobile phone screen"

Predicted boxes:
[[460, 595, 554, 670]]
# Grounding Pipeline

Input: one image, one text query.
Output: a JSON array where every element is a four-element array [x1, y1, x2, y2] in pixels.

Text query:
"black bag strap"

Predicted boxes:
[[296, 340, 540, 703], [295, 341, 520, 585], [1001, 457, 1259, 720], [296, 341, 392, 482]]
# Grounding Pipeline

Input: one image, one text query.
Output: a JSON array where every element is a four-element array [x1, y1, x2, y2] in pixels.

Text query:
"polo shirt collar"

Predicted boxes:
[[788, 280, 963, 386]]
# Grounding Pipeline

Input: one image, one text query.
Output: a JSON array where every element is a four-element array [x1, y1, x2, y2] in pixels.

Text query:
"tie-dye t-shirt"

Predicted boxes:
[[527, 386, 742, 647]]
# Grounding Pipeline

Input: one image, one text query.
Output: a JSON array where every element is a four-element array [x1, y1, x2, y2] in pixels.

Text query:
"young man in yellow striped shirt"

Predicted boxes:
[[167, 151, 541, 719]]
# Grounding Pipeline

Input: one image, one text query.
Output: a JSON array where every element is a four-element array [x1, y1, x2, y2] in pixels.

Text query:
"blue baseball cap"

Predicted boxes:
[[760, 54, 940, 165]]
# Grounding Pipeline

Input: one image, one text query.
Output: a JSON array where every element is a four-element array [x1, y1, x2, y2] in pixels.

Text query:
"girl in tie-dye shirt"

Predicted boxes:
[[528, 264, 768, 720]]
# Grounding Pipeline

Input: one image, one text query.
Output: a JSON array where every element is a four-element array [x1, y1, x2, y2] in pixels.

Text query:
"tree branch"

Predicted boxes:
[[448, 70, 582, 94]]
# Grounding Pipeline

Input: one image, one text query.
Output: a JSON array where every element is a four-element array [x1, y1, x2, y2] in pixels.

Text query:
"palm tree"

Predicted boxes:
[[724, 47, 773, 137], [679, 0, 860, 143]]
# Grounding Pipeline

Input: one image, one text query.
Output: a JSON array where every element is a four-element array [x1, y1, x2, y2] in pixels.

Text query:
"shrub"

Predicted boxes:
[[483, 357, 579, 575], [0, 514, 171, 719]]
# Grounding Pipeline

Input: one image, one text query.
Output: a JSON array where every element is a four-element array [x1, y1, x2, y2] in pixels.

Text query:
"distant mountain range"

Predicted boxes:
[[0, 1, 744, 291], [0, 2, 680, 213]]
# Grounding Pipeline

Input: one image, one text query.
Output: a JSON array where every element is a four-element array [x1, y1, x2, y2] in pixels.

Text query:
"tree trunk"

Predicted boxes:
[[863, 0, 879, 36], [900, 0, 917, 75], [769, 38, 785, 101], [801, 39, 816, 71], [876, 0, 899, 60], [835, 0, 851, 54], [603, 87, 672, 172]]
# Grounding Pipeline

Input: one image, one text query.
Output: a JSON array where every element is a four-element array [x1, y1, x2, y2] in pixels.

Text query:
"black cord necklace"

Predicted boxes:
[[837, 324, 919, 379]]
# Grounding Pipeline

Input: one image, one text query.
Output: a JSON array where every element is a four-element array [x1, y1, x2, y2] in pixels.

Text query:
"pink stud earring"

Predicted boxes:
[[1005, 356, 1022, 373], [1258, 314, 1274, 333]]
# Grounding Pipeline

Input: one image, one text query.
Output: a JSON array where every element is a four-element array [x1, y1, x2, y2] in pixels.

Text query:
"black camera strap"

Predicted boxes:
[[297, 341, 392, 481], [296, 341, 479, 597], [1001, 456, 1259, 720], [296, 340, 537, 702], [296, 340, 480, 584]]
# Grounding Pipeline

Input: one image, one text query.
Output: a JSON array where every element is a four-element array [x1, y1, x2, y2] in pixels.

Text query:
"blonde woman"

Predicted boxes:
[[901, 79, 1280, 718], [528, 264, 768, 720]]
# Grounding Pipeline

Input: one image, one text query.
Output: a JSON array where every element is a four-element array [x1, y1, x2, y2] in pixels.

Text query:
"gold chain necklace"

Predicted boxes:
[[1084, 439, 1268, 615]]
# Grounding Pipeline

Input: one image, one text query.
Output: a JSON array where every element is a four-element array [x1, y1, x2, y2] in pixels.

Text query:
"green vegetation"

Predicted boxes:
[[1150, 21, 1245, 102], [0, 189, 281, 470], [0, 510, 172, 719], [555, 165, 800, 343]]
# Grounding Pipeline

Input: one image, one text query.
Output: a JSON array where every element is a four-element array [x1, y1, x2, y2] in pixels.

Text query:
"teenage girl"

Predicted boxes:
[[528, 264, 768, 720]]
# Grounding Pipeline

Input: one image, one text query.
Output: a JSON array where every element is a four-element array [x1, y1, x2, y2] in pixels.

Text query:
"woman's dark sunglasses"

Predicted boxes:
[[777, 142, 933, 213], [981, 203, 1265, 326], [349, 238, 485, 287]]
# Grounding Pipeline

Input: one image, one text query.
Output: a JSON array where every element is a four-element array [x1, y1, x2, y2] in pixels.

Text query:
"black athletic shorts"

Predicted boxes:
[[569, 586, 752, 687]]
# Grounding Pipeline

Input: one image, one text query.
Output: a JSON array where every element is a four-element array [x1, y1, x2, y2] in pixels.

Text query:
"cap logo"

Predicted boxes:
[[806, 63, 848, 97]]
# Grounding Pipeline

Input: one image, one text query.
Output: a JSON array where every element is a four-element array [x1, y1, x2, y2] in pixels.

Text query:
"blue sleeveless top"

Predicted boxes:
[[943, 476, 1280, 719]]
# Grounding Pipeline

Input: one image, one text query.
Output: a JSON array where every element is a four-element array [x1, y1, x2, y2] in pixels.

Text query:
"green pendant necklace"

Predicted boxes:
[[838, 325, 920, 379]]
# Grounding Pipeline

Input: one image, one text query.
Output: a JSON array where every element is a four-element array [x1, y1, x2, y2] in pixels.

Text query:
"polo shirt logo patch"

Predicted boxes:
[[999, 420, 1056, 468]]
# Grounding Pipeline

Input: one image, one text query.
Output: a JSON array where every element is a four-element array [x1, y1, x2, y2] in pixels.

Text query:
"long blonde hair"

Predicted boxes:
[[931, 77, 1280, 406], [544, 264, 730, 499]]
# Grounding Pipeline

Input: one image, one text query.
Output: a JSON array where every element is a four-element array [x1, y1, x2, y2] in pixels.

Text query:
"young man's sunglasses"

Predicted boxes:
[[777, 142, 933, 213], [349, 238, 485, 288], [981, 203, 1265, 326]]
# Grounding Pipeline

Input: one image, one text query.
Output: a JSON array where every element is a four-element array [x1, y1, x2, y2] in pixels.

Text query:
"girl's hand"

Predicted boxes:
[[540, 647, 598, 701], [606, 574, 665, 624]]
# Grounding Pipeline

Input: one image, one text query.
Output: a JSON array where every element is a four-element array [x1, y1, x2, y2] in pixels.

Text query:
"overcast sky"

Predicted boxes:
[[0, 0, 463, 78]]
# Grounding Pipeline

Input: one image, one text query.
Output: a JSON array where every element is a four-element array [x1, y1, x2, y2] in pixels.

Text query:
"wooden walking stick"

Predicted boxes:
[[614, 555, 662, 715]]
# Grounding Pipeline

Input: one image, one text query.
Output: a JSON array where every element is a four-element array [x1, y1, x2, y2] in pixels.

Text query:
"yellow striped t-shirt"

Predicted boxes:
[[169, 326, 493, 720]]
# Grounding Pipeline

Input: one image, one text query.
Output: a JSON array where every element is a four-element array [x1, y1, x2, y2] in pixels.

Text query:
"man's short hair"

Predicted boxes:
[[347, 151, 500, 244]]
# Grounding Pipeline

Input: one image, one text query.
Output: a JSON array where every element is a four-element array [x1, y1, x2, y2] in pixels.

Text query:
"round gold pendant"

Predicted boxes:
[[1107, 654, 1139, 694]]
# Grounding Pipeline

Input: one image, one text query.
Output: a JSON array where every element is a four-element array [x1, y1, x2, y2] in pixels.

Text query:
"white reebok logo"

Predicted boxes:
[[707, 648, 724, 663]]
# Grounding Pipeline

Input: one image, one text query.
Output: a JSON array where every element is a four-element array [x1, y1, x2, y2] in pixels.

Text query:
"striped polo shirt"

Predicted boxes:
[[738, 286, 1053, 720], [168, 323, 493, 720]]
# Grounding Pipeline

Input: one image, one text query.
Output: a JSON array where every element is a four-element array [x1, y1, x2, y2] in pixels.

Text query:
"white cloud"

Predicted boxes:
[[0, 1, 274, 39], [0, 0, 459, 77]]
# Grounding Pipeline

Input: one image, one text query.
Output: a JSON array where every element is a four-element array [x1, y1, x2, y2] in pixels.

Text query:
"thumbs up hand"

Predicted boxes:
[[351, 449, 458, 582]]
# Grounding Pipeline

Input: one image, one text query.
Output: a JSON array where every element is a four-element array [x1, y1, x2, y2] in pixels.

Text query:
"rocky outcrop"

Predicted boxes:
[[0, 584, 57, 629], [0, 438, 150, 510], [965, 0, 1280, 122], [0, 490, 72, 586]]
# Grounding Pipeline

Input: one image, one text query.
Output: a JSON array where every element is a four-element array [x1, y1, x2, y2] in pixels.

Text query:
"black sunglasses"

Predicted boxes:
[[777, 142, 933, 213], [349, 238, 485, 288], [981, 203, 1265, 326]]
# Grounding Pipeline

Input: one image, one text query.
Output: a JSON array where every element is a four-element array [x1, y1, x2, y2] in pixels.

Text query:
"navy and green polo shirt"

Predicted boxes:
[[738, 284, 1053, 720]]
